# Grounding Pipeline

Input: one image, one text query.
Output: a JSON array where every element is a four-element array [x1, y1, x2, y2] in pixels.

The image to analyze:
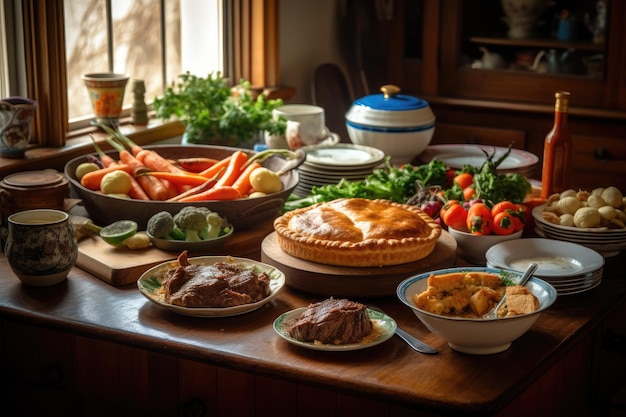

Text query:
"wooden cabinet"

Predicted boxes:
[[2, 316, 616, 417], [348, 0, 626, 190]]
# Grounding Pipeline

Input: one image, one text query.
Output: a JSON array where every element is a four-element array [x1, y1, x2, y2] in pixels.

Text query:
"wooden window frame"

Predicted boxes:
[[21, 0, 282, 149]]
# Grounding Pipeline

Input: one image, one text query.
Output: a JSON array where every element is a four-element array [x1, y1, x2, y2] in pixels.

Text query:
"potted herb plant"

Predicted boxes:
[[153, 72, 286, 147]]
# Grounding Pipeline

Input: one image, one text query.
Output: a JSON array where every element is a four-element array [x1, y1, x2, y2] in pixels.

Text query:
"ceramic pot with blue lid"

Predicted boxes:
[[345, 85, 436, 165]]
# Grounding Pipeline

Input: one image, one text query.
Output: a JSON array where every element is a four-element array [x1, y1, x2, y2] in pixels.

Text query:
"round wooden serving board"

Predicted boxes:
[[261, 231, 457, 298]]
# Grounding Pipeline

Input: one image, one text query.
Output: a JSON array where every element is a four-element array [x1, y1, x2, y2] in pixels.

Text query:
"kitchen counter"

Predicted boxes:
[[1, 223, 625, 416]]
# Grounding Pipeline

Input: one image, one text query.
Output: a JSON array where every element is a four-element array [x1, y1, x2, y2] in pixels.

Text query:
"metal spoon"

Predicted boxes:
[[368, 305, 438, 354], [485, 262, 539, 319]]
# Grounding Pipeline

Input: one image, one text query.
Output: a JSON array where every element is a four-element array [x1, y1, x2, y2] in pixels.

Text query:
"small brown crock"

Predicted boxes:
[[0, 170, 69, 223]]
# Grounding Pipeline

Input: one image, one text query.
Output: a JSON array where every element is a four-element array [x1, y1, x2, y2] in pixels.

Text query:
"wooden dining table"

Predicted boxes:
[[1, 220, 625, 417]]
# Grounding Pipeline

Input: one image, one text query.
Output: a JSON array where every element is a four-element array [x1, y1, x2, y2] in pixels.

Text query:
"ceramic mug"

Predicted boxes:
[[272, 104, 327, 150], [5, 209, 78, 286]]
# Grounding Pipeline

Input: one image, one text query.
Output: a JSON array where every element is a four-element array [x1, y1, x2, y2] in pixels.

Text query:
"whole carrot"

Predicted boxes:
[[80, 164, 133, 190], [215, 151, 248, 187], [166, 171, 223, 202], [178, 185, 240, 202], [141, 171, 213, 187], [199, 155, 232, 178], [90, 137, 118, 168], [231, 161, 261, 197], [118, 150, 170, 201], [91, 138, 150, 200], [136, 149, 186, 174], [175, 157, 219, 173], [136, 148, 194, 194], [102, 125, 180, 198]]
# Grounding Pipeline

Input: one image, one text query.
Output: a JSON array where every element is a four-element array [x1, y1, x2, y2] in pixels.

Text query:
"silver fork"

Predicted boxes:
[[369, 305, 438, 354], [484, 262, 539, 319]]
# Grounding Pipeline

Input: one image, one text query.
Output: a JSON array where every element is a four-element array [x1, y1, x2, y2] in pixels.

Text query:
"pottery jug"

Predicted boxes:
[[0, 97, 37, 158], [479, 47, 505, 70]]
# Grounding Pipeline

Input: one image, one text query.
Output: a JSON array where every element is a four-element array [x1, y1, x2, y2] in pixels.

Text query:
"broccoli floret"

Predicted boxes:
[[201, 211, 227, 240], [173, 206, 209, 241], [147, 211, 186, 240], [147, 211, 174, 239]]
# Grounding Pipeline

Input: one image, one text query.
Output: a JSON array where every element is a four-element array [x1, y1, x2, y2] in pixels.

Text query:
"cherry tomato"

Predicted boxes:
[[463, 186, 475, 201], [454, 172, 474, 190], [492, 211, 516, 235], [466, 202, 493, 235], [445, 169, 457, 188], [442, 203, 468, 230], [439, 200, 459, 220], [491, 201, 517, 218], [508, 211, 525, 232]]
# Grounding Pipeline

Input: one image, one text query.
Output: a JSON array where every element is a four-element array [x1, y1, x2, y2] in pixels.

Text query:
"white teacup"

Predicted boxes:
[[272, 104, 327, 150]]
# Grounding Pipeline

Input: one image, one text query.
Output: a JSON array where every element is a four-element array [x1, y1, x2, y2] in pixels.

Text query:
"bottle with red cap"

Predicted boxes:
[[541, 91, 573, 199]]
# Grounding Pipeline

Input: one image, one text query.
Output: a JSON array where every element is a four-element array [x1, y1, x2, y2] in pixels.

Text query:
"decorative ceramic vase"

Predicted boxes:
[[82, 73, 130, 127], [500, 0, 550, 39], [5, 209, 78, 286], [0, 97, 37, 158]]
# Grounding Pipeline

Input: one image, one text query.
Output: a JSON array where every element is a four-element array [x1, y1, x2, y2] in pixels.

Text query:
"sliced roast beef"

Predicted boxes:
[[287, 298, 373, 345], [162, 252, 271, 308]]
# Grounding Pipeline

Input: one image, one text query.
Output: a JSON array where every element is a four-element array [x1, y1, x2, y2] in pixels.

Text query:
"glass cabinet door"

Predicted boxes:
[[440, 0, 622, 109], [462, 0, 606, 78]]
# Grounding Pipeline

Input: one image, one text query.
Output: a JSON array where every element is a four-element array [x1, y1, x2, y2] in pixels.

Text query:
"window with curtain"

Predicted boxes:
[[1, 0, 280, 150]]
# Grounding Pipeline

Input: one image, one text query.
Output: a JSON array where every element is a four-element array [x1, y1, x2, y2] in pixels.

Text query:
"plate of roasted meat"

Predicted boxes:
[[137, 251, 285, 317], [273, 298, 396, 351]]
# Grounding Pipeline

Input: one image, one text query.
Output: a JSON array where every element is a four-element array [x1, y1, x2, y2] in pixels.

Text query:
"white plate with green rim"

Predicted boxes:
[[137, 255, 285, 317], [273, 307, 396, 351]]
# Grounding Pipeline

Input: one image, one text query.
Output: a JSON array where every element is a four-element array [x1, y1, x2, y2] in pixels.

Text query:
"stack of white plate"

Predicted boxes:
[[532, 204, 626, 257], [485, 238, 605, 296], [293, 143, 386, 197], [417, 144, 539, 177]]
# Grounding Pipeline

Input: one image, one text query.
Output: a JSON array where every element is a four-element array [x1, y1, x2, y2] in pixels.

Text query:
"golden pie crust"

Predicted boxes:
[[273, 198, 441, 267]]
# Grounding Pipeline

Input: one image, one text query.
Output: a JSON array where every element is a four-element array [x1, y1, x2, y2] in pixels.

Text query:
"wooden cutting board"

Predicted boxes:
[[76, 222, 274, 286]]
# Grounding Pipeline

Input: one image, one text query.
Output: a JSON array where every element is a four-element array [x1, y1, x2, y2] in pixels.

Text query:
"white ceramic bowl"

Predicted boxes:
[[345, 85, 435, 165], [448, 225, 523, 265], [397, 267, 557, 354]]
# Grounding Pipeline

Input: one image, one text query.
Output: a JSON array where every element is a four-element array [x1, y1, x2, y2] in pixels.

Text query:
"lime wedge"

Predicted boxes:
[[100, 220, 138, 245]]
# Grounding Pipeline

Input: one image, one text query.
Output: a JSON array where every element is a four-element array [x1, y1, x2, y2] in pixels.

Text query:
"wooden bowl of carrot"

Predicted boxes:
[[64, 144, 299, 230]]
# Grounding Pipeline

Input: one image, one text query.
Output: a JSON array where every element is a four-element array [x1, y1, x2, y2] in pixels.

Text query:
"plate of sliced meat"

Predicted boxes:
[[137, 251, 285, 317], [273, 298, 396, 351]]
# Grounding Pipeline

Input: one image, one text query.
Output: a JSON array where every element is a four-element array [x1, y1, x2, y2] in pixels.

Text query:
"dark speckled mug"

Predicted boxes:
[[5, 209, 77, 286]]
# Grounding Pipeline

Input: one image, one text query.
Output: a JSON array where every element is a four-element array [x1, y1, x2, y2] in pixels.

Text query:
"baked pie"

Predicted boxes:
[[273, 198, 441, 267]]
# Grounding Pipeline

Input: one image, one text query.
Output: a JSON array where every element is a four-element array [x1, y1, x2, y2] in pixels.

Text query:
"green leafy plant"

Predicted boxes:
[[153, 72, 286, 146]]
